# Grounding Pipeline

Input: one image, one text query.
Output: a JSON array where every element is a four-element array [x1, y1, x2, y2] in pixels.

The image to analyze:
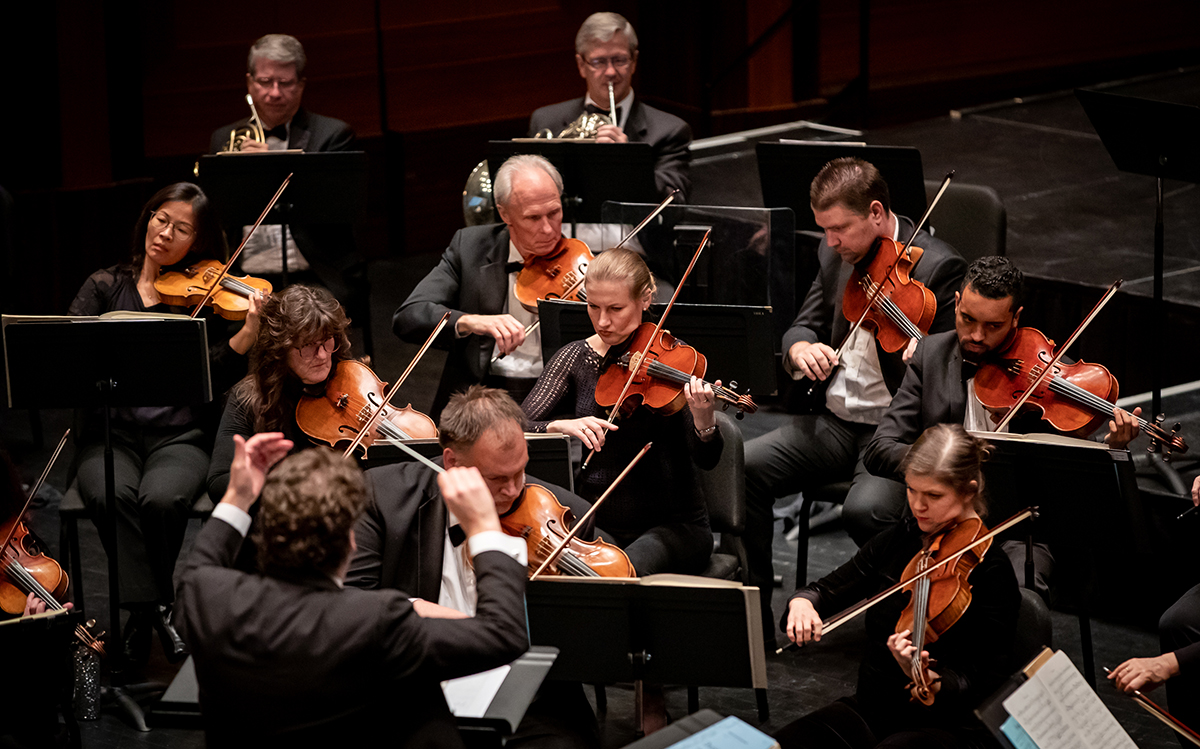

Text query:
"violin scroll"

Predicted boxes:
[[1146, 414, 1188, 458]]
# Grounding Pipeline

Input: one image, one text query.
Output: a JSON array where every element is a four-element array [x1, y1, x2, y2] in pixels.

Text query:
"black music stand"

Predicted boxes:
[[0, 609, 86, 747], [487, 141, 656, 227], [525, 576, 769, 724], [1076, 89, 1200, 417], [3, 315, 211, 726], [974, 432, 1143, 687], [538, 299, 778, 398], [757, 142, 928, 233], [196, 151, 368, 287]]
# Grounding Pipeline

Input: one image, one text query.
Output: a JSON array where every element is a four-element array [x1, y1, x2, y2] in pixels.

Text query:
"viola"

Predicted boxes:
[[296, 360, 438, 457], [842, 236, 936, 353], [896, 517, 989, 705], [594, 322, 757, 419], [973, 327, 1187, 452], [501, 484, 635, 578], [514, 238, 593, 313], [155, 259, 273, 321]]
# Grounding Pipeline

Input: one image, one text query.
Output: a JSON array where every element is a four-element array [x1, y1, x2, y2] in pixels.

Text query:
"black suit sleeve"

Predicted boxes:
[[346, 488, 389, 591], [863, 339, 930, 480], [782, 251, 834, 355], [378, 550, 528, 682], [393, 231, 468, 345], [175, 516, 247, 644], [654, 120, 692, 202]]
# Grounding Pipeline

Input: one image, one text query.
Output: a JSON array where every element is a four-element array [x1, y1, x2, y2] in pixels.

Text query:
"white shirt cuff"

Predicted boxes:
[[467, 530, 528, 567], [211, 502, 252, 538]]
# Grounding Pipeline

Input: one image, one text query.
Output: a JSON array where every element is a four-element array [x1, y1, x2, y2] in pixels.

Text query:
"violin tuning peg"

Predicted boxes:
[[735, 410, 745, 420]]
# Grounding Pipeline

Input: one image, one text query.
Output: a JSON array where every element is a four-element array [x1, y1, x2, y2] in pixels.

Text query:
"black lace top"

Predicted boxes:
[[522, 339, 720, 544], [69, 264, 246, 431]]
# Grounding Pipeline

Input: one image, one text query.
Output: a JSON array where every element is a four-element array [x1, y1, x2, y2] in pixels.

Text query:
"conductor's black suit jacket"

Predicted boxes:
[[393, 223, 514, 416], [528, 97, 692, 202], [175, 513, 528, 747], [783, 218, 966, 399]]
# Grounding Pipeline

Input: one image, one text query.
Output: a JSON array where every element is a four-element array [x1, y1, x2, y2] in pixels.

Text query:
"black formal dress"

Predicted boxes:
[[775, 517, 1020, 749], [175, 510, 528, 747], [69, 263, 247, 606], [743, 219, 965, 645], [209, 107, 366, 317], [522, 339, 720, 575], [528, 97, 692, 202]]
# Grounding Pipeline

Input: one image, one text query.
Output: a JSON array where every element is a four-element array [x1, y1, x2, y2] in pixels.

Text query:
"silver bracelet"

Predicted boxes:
[[695, 424, 718, 438]]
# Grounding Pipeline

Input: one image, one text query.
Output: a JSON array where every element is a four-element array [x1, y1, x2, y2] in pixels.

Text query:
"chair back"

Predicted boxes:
[[924, 180, 1007, 262], [699, 411, 745, 534]]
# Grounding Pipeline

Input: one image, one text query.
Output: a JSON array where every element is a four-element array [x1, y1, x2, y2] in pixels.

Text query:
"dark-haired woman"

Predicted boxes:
[[207, 284, 354, 499], [69, 182, 262, 665], [775, 424, 1020, 749]]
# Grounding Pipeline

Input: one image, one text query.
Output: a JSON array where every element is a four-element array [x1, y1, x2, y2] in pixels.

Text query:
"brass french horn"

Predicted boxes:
[[223, 94, 267, 152]]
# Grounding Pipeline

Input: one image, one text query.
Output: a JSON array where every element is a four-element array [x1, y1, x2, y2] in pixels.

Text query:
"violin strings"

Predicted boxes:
[[314, 394, 421, 442], [533, 537, 598, 577], [1030, 372, 1154, 431], [863, 280, 924, 340], [4, 548, 103, 653], [639, 360, 739, 404]]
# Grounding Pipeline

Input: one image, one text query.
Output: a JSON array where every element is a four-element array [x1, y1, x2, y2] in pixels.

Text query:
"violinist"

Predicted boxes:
[[521, 247, 721, 575], [864, 257, 1141, 594], [68, 182, 259, 665], [745, 158, 966, 646], [776, 425, 1019, 749], [207, 284, 353, 499], [395, 154, 568, 419], [346, 386, 602, 749]]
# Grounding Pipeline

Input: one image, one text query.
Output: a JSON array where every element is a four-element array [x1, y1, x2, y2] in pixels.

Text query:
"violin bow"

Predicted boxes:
[[494, 190, 681, 365], [994, 279, 1122, 433], [0, 429, 70, 555], [904, 170, 954, 265], [188, 173, 292, 319], [531, 442, 651, 579], [580, 228, 711, 471], [777, 507, 1037, 654], [1103, 668, 1200, 746], [341, 311, 451, 459]]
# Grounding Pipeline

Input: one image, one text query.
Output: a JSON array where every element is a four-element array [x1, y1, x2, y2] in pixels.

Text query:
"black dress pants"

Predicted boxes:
[[77, 425, 208, 605]]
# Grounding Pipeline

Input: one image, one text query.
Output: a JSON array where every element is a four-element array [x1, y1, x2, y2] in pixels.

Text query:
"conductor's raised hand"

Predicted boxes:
[[788, 341, 838, 381], [223, 432, 293, 511], [438, 466, 502, 539], [458, 314, 527, 355]]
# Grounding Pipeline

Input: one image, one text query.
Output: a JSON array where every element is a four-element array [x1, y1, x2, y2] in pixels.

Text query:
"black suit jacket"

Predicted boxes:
[[528, 97, 692, 202], [208, 108, 361, 303], [393, 223, 512, 413], [347, 461, 596, 598], [175, 513, 528, 747], [863, 329, 1052, 481], [783, 218, 966, 397]]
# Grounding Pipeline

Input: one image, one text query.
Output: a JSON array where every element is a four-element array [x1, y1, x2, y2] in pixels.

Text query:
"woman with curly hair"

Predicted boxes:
[[207, 284, 353, 499], [69, 181, 262, 666]]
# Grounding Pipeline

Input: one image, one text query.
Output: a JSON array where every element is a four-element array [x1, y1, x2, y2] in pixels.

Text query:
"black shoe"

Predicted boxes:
[[153, 603, 188, 664], [121, 609, 153, 667]]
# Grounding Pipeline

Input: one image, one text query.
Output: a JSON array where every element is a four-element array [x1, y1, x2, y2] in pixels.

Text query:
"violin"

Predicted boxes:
[[155, 259, 273, 321], [296, 360, 438, 457], [896, 517, 989, 705], [501, 484, 634, 578], [594, 322, 757, 419], [974, 327, 1187, 453], [1, 431, 105, 654], [514, 238, 593, 312], [842, 236, 936, 353]]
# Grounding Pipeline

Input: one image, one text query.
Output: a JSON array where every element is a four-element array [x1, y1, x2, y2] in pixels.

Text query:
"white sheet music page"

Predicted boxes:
[[1002, 650, 1136, 749], [441, 664, 511, 718]]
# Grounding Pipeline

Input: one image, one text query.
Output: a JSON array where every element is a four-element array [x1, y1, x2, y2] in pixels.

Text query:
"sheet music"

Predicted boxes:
[[441, 664, 510, 718], [1002, 650, 1136, 749]]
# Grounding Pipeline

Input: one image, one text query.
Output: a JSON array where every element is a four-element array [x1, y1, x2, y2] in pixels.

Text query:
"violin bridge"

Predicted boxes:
[[629, 351, 643, 372]]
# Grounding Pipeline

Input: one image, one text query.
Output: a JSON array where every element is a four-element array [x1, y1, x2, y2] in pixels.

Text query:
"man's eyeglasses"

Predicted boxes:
[[583, 55, 632, 71], [252, 77, 300, 91], [295, 337, 338, 361], [149, 212, 195, 241]]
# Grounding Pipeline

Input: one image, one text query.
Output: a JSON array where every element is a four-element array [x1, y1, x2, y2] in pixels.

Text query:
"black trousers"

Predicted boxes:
[[1163, 583, 1200, 747], [76, 425, 208, 605]]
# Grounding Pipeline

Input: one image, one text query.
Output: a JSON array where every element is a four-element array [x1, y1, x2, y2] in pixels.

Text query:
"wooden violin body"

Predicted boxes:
[[514, 238, 593, 312], [0, 521, 68, 615], [897, 517, 989, 705], [295, 360, 438, 456], [843, 238, 937, 353], [974, 327, 1117, 436], [155, 259, 273, 321], [501, 485, 635, 578], [595, 323, 757, 419]]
